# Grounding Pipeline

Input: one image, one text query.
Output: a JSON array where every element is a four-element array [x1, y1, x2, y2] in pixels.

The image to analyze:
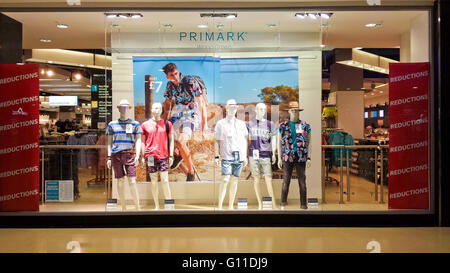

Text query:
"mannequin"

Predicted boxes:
[[247, 103, 277, 209], [107, 99, 142, 211], [214, 99, 248, 210], [141, 102, 174, 210], [277, 101, 311, 210]]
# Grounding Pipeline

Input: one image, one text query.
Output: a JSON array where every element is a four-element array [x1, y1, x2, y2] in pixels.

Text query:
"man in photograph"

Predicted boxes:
[[162, 62, 208, 181]]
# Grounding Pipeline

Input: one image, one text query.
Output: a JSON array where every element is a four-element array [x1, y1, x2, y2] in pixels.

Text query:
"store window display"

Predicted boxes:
[[247, 103, 277, 209], [215, 99, 248, 210], [277, 101, 311, 210], [141, 102, 174, 210], [106, 99, 143, 211]]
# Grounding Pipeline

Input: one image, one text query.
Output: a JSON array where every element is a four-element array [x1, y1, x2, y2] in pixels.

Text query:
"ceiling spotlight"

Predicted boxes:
[[226, 14, 237, 19], [118, 14, 129, 19], [40, 39, 52, 43], [74, 73, 82, 80], [57, 24, 69, 29], [106, 13, 118, 18], [47, 60, 54, 63], [131, 14, 143, 19], [295, 13, 305, 19], [320, 13, 330, 19], [46, 70, 54, 76], [41, 69, 45, 75], [365, 23, 382, 28], [308, 13, 317, 19], [198, 24, 208, 29]]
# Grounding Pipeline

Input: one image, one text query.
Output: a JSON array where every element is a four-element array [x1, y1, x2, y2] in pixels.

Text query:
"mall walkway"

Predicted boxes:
[[0, 227, 449, 253]]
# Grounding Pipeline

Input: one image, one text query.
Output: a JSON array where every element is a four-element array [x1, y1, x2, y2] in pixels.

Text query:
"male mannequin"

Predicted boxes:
[[107, 99, 142, 211], [215, 99, 248, 210], [247, 103, 277, 209], [141, 102, 174, 210], [277, 101, 311, 210]]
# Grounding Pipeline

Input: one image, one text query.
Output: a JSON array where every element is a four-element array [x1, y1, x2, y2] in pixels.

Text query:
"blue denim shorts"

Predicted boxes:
[[221, 159, 243, 177]]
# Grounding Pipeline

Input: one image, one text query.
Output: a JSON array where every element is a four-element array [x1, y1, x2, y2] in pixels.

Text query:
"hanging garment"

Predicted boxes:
[[327, 131, 354, 167]]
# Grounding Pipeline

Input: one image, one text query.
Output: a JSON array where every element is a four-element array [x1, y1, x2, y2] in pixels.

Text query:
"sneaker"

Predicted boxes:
[[186, 172, 195, 181], [170, 155, 183, 170]]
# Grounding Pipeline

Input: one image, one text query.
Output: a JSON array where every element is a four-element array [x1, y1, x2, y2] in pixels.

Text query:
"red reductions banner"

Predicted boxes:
[[0, 64, 40, 211], [388, 62, 430, 209]]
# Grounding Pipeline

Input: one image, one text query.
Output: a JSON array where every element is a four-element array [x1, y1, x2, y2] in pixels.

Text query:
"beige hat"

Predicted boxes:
[[282, 101, 304, 111]]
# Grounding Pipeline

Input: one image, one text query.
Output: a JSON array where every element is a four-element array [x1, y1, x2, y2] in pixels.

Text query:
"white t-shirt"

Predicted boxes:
[[215, 118, 248, 161]]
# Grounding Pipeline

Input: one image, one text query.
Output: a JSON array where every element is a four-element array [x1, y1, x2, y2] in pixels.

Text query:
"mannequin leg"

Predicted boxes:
[[218, 175, 231, 209], [295, 162, 307, 208], [150, 172, 160, 210], [264, 175, 276, 209], [228, 176, 239, 210], [281, 161, 294, 209], [128, 176, 141, 211], [160, 171, 172, 200], [253, 176, 262, 209], [116, 177, 126, 211]]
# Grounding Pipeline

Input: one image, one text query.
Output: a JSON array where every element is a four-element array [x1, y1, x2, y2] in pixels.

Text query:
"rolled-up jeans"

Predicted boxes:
[[281, 161, 307, 207]]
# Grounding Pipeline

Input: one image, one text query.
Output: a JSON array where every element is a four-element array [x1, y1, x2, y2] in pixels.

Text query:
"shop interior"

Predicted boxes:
[[2, 9, 430, 212]]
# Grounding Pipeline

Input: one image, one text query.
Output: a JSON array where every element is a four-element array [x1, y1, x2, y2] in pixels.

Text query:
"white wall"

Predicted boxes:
[[337, 91, 365, 139], [410, 12, 430, 62], [110, 31, 323, 204]]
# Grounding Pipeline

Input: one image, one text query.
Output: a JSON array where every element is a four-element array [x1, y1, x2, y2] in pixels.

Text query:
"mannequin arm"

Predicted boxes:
[[214, 139, 220, 166], [134, 134, 142, 166], [306, 131, 311, 168], [195, 95, 208, 136], [271, 134, 277, 164], [169, 132, 174, 165], [107, 135, 113, 169], [277, 132, 283, 169]]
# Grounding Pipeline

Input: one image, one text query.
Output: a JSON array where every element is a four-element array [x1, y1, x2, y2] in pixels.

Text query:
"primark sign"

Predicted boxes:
[[179, 31, 247, 42]]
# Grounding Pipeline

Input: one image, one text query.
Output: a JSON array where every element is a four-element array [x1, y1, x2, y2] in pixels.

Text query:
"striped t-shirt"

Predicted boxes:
[[106, 119, 143, 153]]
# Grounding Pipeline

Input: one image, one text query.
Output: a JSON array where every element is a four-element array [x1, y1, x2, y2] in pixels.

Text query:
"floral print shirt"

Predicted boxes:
[[164, 74, 203, 107], [279, 119, 311, 163]]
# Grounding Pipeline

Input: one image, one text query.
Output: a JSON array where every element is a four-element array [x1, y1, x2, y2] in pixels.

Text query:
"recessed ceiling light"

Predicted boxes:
[[46, 70, 54, 76], [295, 13, 305, 19], [308, 13, 317, 20], [226, 14, 237, 19], [106, 14, 118, 18], [47, 60, 54, 63], [320, 13, 330, 19], [40, 39, 52, 43], [267, 24, 277, 28], [131, 14, 143, 19], [118, 14, 129, 19], [198, 24, 208, 29], [57, 24, 69, 29], [74, 73, 82, 80], [365, 23, 382, 28], [354, 47, 363, 50]]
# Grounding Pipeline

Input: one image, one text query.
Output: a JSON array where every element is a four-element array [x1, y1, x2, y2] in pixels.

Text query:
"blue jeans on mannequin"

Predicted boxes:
[[281, 160, 307, 208]]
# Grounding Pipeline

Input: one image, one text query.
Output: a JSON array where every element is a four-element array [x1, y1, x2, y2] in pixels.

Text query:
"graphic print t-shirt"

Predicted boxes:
[[247, 119, 276, 158], [106, 119, 143, 153], [141, 119, 173, 159]]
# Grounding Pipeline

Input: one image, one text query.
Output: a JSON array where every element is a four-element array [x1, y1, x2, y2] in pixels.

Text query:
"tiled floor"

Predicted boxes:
[[0, 227, 449, 253]]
